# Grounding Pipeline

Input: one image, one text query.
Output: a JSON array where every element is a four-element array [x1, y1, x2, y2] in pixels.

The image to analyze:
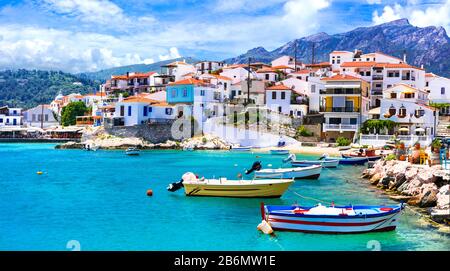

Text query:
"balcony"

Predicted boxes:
[[371, 90, 383, 96], [320, 89, 361, 95], [372, 75, 383, 80], [324, 123, 358, 131], [320, 107, 360, 113]]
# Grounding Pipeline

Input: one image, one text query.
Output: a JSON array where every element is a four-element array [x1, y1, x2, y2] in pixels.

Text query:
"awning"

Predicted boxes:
[[368, 107, 380, 115], [398, 127, 409, 132], [415, 128, 425, 132]]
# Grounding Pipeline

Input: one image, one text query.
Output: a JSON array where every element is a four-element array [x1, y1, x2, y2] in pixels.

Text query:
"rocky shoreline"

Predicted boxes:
[[55, 133, 232, 150], [362, 159, 450, 225]]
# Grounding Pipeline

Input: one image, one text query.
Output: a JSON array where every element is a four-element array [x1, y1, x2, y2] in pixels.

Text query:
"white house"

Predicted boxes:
[[161, 61, 197, 82], [426, 73, 450, 115], [0, 106, 23, 127], [113, 97, 176, 126], [256, 68, 278, 82], [265, 84, 292, 115], [198, 73, 232, 101], [271, 55, 303, 71], [23, 105, 59, 128], [220, 66, 256, 84], [379, 84, 437, 136], [195, 61, 224, 74]]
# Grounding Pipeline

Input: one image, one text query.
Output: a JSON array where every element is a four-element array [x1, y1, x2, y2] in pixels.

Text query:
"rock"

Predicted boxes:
[[55, 141, 84, 149], [369, 172, 382, 185], [389, 173, 406, 190], [397, 180, 410, 193], [378, 176, 393, 188], [417, 169, 435, 184], [389, 195, 412, 202], [403, 178, 423, 196], [419, 188, 438, 207], [431, 208, 450, 223], [405, 167, 418, 181], [407, 196, 421, 206], [436, 185, 450, 210]]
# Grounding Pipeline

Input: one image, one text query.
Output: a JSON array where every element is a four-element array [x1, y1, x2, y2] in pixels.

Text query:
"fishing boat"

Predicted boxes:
[[125, 147, 140, 156], [285, 154, 339, 168], [341, 153, 381, 161], [270, 149, 290, 155], [230, 146, 252, 152], [167, 172, 293, 198], [183, 146, 194, 151], [341, 148, 382, 161], [254, 165, 322, 180], [337, 156, 368, 165], [260, 202, 404, 234]]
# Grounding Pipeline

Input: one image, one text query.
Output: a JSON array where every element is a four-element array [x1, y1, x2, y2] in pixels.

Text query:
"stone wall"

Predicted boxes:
[[105, 121, 176, 143]]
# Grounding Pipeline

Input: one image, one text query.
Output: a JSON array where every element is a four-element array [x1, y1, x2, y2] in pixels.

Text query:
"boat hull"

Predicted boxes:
[[255, 165, 321, 180], [230, 147, 252, 152], [263, 204, 403, 234], [291, 159, 339, 168], [338, 157, 368, 165], [270, 150, 290, 155], [125, 151, 140, 156], [183, 179, 293, 198], [341, 154, 381, 161]]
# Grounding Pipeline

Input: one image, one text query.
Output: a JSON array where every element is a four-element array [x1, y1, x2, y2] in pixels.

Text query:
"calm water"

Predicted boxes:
[[0, 143, 449, 251]]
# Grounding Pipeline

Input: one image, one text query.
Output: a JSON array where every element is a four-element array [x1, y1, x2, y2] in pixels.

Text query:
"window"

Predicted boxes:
[[32, 114, 36, 122], [128, 106, 132, 116], [224, 83, 227, 90], [171, 89, 177, 98], [311, 85, 316, 93], [265, 74, 270, 80], [38, 115, 42, 121], [165, 108, 173, 115], [441, 87, 446, 95], [329, 118, 341, 124], [200, 90, 205, 96], [426, 82, 429, 87], [390, 93, 397, 99], [337, 59, 340, 64], [45, 115, 48, 121], [350, 118, 357, 125], [183, 88, 188, 97], [0, 118, 3, 123], [148, 107, 152, 113], [272, 92, 276, 99], [365, 71, 371, 76], [332, 60, 335, 64], [143, 106, 148, 116], [120, 106, 124, 116], [281, 92, 286, 100]]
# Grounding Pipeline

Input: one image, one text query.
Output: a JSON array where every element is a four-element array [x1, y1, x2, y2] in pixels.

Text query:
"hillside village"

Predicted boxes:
[[1, 49, 450, 148]]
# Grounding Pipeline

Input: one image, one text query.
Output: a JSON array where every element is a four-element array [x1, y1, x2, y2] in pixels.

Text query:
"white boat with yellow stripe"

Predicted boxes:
[[167, 172, 293, 198]]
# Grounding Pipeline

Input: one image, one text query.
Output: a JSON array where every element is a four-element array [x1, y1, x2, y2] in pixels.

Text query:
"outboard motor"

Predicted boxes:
[[283, 154, 296, 163], [245, 161, 262, 175], [167, 180, 184, 192]]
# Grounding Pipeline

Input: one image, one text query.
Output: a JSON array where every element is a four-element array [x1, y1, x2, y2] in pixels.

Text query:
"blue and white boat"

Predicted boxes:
[[260, 203, 404, 234], [270, 149, 290, 155], [230, 146, 252, 152], [285, 154, 339, 168], [337, 156, 368, 165], [255, 165, 322, 180], [125, 147, 140, 156]]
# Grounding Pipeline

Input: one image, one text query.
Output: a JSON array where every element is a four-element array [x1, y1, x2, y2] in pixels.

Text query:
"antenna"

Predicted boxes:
[[294, 40, 297, 71], [311, 42, 316, 65], [247, 57, 251, 105]]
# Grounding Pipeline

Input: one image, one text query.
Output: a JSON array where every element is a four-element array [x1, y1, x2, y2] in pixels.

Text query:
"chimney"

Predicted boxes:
[[421, 64, 424, 69], [126, 72, 129, 78], [403, 50, 407, 63]]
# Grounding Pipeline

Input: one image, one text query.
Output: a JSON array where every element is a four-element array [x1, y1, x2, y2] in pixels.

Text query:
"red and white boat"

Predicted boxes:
[[260, 202, 404, 234]]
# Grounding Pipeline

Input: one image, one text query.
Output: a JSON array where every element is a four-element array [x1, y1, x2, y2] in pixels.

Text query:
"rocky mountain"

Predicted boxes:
[[78, 57, 199, 81], [224, 19, 450, 77]]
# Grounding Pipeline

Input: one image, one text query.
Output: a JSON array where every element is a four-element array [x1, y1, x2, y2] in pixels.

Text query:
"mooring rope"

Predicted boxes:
[[288, 188, 333, 205]]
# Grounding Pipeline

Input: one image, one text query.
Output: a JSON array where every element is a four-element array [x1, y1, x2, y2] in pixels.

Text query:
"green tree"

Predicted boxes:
[[61, 101, 88, 126]]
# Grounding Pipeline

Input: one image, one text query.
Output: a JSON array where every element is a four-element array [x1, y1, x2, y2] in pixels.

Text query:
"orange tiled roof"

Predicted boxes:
[[425, 73, 437, 78], [266, 84, 292, 91], [122, 97, 159, 104], [272, 65, 293, 70], [340, 61, 377, 68], [169, 78, 205, 86], [209, 74, 232, 81], [256, 67, 277, 73], [130, 72, 156, 79], [321, 74, 362, 81], [112, 75, 128, 80], [292, 70, 311, 74]]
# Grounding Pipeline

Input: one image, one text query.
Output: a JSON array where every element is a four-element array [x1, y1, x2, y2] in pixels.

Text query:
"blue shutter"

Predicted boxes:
[[128, 106, 132, 116]]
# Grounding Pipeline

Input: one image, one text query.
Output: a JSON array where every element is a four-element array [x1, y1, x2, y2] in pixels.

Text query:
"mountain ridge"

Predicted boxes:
[[224, 18, 450, 77]]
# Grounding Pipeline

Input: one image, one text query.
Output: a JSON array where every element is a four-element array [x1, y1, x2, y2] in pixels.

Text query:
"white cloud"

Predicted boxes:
[[159, 47, 181, 61], [372, 4, 402, 25], [282, 0, 331, 36], [366, 0, 381, 4], [372, 0, 450, 32], [214, 0, 284, 12]]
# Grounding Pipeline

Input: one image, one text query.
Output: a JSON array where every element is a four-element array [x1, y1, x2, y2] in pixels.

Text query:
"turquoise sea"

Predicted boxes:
[[0, 143, 449, 251]]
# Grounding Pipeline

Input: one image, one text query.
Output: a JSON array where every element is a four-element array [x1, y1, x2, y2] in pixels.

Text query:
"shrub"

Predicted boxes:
[[202, 137, 207, 144], [296, 125, 313, 137], [336, 137, 351, 146], [385, 154, 396, 161]]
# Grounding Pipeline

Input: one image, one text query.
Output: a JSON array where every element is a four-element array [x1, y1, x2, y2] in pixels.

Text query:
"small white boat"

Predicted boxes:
[[125, 147, 140, 156], [260, 202, 404, 233], [255, 165, 322, 180], [230, 146, 252, 152], [183, 146, 194, 151], [167, 172, 293, 198], [270, 149, 290, 155]]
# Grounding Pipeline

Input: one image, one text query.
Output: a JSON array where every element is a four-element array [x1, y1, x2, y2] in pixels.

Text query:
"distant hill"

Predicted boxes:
[[78, 57, 199, 81], [224, 19, 450, 78], [0, 69, 98, 109]]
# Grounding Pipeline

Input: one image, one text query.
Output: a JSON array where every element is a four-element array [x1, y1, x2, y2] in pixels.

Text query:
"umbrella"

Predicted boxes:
[[398, 127, 409, 132], [414, 128, 425, 132]]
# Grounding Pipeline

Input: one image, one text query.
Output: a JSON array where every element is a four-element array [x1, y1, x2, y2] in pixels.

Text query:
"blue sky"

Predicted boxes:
[[0, 0, 448, 73]]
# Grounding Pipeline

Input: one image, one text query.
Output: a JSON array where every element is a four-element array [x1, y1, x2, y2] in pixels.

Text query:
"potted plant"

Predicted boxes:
[[430, 138, 442, 153], [414, 141, 421, 150]]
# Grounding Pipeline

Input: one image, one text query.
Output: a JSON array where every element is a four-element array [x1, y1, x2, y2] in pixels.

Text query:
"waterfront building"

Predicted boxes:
[[112, 96, 176, 126], [319, 74, 370, 142], [23, 105, 58, 128], [426, 73, 450, 115], [256, 67, 279, 83], [159, 60, 196, 83], [0, 106, 23, 128], [195, 61, 224, 74], [265, 84, 292, 115], [198, 73, 232, 101], [107, 71, 160, 96]]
